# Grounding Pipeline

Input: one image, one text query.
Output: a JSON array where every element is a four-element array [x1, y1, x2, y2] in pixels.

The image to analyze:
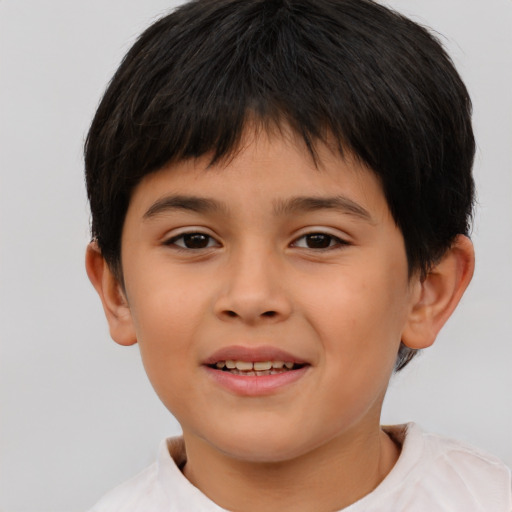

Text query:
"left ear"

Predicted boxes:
[[402, 235, 475, 350]]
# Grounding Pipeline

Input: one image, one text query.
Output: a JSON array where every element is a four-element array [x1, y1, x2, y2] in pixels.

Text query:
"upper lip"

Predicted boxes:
[[203, 345, 308, 366]]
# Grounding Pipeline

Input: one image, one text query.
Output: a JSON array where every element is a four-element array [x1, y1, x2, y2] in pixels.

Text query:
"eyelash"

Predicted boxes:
[[292, 233, 349, 250], [165, 232, 220, 250], [164, 231, 349, 251]]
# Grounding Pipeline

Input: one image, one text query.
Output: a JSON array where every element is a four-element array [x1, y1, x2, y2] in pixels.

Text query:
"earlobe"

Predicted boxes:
[[402, 235, 475, 350], [85, 242, 138, 346]]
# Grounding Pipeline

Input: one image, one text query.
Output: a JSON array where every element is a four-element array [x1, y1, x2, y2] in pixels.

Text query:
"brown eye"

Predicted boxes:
[[293, 232, 347, 250], [168, 232, 218, 249], [183, 233, 210, 248], [304, 234, 334, 249]]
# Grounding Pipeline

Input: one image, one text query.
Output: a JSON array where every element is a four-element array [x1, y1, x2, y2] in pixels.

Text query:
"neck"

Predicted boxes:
[[182, 425, 400, 512]]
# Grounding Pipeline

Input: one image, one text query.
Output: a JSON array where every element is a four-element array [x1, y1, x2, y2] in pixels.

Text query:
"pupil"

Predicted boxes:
[[184, 233, 209, 249], [307, 234, 331, 249]]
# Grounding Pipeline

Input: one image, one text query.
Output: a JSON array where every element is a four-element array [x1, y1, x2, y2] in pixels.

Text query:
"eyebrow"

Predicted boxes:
[[143, 194, 374, 223], [273, 196, 374, 223], [143, 195, 229, 219]]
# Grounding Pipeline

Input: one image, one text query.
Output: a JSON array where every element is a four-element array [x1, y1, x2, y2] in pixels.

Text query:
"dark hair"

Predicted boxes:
[[85, 0, 475, 371]]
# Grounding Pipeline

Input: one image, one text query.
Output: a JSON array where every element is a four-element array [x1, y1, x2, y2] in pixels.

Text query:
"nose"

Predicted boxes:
[[213, 245, 292, 325]]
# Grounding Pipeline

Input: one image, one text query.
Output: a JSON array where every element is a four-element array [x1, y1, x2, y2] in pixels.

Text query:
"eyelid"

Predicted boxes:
[[291, 229, 351, 249], [162, 227, 222, 249]]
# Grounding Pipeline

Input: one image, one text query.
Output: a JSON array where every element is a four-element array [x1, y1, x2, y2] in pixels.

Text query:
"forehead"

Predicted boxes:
[[126, 128, 391, 224]]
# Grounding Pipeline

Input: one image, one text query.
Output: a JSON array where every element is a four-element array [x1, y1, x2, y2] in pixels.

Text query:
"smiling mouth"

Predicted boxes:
[[208, 360, 306, 376]]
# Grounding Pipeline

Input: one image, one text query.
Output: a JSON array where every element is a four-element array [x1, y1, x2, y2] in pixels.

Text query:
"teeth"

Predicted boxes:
[[253, 361, 272, 371], [213, 360, 298, 371], [229, 369, 274, 376], [235, 361, 253, 371]]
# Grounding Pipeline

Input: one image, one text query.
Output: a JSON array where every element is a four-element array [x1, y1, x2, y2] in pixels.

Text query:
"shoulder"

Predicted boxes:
[[415, 424, 510, 482], [383, 423, 512, 511], [87, 461, 165, 512], [87, 436, 226, 512], [86, 438, 178, 512]]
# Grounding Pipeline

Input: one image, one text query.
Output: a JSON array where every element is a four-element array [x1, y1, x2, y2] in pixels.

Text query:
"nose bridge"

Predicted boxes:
[[214, 237, 291, 323]]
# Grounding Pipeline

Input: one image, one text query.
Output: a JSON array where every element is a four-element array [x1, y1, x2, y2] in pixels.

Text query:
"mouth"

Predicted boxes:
[[203, 346, 310, 394], [208, 360, 306, 376]]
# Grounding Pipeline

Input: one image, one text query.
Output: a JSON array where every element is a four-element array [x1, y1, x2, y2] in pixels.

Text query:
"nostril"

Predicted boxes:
[[218, 308, 284, 322]]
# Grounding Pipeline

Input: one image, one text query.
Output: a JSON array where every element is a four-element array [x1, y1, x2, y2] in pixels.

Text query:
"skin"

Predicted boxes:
[[87, 127, 474, 511]]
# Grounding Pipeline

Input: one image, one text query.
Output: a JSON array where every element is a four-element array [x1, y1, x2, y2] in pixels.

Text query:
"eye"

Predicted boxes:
[[292, 233, 347, 249], [166, 232, 219, 250]]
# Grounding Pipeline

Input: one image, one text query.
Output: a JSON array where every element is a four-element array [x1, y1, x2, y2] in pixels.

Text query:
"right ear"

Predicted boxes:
[[85, 241, 138, 346]]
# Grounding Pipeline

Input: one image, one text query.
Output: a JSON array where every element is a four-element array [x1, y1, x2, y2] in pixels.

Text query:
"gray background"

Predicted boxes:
[[1, 1, 511, 510]]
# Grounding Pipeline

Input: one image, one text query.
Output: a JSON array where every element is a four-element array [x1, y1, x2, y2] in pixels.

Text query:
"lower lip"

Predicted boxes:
[[203, 365, 310, 396]]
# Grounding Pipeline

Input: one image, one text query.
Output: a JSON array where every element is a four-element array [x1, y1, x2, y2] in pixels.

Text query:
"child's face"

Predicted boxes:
[[118, 128, 418, 462]]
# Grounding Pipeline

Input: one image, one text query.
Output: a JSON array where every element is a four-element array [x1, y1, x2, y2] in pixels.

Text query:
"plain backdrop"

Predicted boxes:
[[0, 1, 511, 510]]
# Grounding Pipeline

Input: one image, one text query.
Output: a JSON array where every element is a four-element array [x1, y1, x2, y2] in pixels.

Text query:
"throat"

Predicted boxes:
[[181, 426, 400, 512]]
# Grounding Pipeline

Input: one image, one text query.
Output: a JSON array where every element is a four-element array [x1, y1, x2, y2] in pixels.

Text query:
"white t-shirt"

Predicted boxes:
[[88, 423, 512, 511]]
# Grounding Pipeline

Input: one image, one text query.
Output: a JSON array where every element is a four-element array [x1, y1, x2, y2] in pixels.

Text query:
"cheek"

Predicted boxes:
[[128, 262, 208, 333], [125, 273, 209, 385], [132, 294, 200, 410], [306, 271, 407, 427], [307, 260, 409, 363]]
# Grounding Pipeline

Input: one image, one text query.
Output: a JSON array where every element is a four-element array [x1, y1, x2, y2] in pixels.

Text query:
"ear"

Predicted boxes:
[[402, 235, 475, 350], [85, 241, 137, 346]]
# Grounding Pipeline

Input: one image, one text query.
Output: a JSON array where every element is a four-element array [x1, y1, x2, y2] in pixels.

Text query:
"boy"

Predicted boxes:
[[84, 0, 511, 510]]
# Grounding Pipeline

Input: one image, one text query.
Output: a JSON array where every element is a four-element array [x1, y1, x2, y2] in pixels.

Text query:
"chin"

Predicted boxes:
[[206, 422, 320, 464]]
